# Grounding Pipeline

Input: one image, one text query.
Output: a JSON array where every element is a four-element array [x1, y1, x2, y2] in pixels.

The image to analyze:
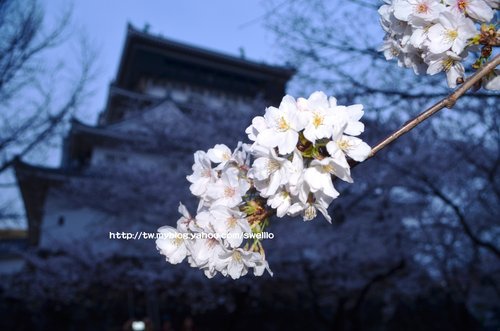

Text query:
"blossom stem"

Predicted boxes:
[[361, 54, 500, 165]]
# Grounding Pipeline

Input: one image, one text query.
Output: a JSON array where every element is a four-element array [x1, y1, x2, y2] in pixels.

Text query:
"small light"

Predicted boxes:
[[132, 320, 145, 331]]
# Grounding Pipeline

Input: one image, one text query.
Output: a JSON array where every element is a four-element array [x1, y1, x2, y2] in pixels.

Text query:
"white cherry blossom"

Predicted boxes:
[[380, 3, 410, 34], [256, 96, 307, 155], [207, 144, 233, 169], [248, 145, 293, 197], [427, 11, 477, 54], [156, 226, 188, 264], [288, 191, 333, 222], [286, 150, 305, 197], [303, 201, 330, 222], [176, 202, 200, 233], [297, 91, 337, 143], [483, 70, 500, 90], [327, 135, 372, 163], [409, 24, 431, 48], [206, 166, 250, 208], [381, 38, 404, 62], [267, 190, 294, 217], [245, 115, 267, 142], [186, 151, 216, 198], [483, 0, 499, 9], [304, 158, 344, 198], [232, 142, 252, 167], [426, 51, 465, 88], [216, 248, 271, 280], [188, 236, 226, 274], [446, 0, 494, 22], [394, 0, 445, 26], [208, 205, 251, 248], [379, 3, 393, 32], [251, 253, 273, 276], [330, 101, 366, 137]]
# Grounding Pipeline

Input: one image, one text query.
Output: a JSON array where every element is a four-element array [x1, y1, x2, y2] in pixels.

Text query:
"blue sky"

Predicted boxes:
[[41, 0, 281, 124]]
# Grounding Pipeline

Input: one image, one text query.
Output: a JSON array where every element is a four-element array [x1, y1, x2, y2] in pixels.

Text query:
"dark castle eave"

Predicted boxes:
[[115, 24, 295, 87], [62, 115, 195, 170], [100, 84, 162, 125], [14, 158, 70, 182], [13, 158, 73, 245], [69, 119, 150, 144], [62, 119, 154, 168], [108, 84, 161, 104]]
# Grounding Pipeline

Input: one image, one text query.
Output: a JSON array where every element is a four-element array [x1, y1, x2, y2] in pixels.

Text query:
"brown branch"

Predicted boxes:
[[421, 176, 500, 260], [0, 48, 93, 175], [351, 259, 406, 316], [380, 157, 500, 259], [363, 54, 500, 162]]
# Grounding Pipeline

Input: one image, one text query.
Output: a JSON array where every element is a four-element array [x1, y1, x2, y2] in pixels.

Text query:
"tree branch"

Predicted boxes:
[[381, 157, 500, 260], [420, 177, 500, 260], [352, 259, 406, 316], [363, 54, 500, 162]]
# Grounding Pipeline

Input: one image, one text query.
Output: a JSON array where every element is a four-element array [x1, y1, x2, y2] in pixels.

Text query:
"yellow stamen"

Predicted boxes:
[[312, 113, 324, 128], [304, 204, 316, 221], [173, 237, 183, 247], [457, 0, 468, 12], [416, 3, 429, 14], [226, 216, 238, 229], [224, 186, 235, 197], [442, 57, 455, 71], [207, 238, 218, 248], [267, 159, 280, 174], [233, 250, 242, 262], [278, 116, 290, 131], [445, 29, 458, 42], [323, 164, 335, 174], [337, 139, 351, 151]]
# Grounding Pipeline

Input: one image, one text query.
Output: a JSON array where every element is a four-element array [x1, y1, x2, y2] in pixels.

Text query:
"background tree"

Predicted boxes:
[[0, 0, 95, 225], [265, 0, 499, 327]]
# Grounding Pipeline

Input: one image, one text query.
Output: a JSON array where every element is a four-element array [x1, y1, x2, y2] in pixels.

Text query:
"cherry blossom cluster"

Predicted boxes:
[[245, 92, 371, 221], [156, 92, 371, 279], [156, 143, 272, 279], [379, 0, 499, 89]]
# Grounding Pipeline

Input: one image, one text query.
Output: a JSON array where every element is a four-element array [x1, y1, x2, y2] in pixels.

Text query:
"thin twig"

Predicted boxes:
[[364, 54, 500, 162]]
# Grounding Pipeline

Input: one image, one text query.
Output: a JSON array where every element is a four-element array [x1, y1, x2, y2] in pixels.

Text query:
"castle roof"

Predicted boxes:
[[102, 24, 294, 124]]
